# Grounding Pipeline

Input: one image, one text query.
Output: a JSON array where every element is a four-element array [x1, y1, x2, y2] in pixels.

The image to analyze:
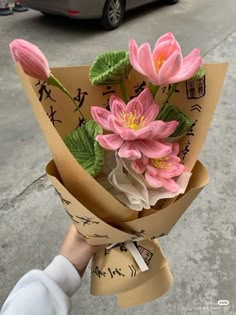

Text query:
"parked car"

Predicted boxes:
[[21, 0, 179, 30]]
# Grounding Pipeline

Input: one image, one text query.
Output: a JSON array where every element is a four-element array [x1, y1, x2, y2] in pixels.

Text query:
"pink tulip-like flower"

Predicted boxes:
[[10, 39, 50, 81], [129, 32, 203, 86], [91, 88, 178, 160], [131, 142, 185, 192]]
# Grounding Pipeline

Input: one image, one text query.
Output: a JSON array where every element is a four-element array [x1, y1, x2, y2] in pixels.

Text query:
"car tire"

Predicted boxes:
[[166, 0, 179, 4], [101, 0, 125, 30]]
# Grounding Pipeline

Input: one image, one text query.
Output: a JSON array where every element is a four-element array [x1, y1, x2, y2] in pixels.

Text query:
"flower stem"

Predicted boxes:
[[47, 73, 86, 122], [119, 80, 129, 104], [148, 82, 159, 99], [163, 83, 178, 106]]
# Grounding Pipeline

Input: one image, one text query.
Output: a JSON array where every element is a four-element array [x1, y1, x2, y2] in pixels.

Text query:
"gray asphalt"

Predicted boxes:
[[0, 0, 236, 314]]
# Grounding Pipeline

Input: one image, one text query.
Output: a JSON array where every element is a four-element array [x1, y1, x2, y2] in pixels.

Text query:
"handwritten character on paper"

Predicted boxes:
[[131, 229, 146, 239], [35, 80, 56, 102], [73, 88, 88, 110], [162, 84, 180, 96], [191, 104, 202, 113], [93, 266, 106, 278], [128, 264, 137, 277], [107, 267, 125, 279], [87, 233, 109, 239], [181, 140, 191, 160], [75, 216, 100, 227], [47, 105, 62, 126], [55, 189, 71, 205], [102, 85, 116, 110], [75, 116, 86, 129], [130, 80, 146, 99], [186, 119, 198, 136]]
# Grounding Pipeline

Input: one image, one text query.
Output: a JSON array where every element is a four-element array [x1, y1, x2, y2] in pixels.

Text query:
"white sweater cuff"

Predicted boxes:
[[44, 255, 81, 297]]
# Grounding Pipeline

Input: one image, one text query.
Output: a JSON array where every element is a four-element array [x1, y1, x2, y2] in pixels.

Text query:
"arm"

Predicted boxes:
[[1, 225, 97, 315]]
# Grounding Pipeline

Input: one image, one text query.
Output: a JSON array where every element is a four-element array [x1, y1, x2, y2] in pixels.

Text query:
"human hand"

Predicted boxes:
[[60, 224, 101, 277]]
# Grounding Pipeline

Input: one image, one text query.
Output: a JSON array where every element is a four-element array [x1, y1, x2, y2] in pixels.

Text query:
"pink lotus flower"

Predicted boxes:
[[129, 32, 203, 86], [131, 142, 185, 192], [10, 39, 50, 81], [91, 88, 178, 160]]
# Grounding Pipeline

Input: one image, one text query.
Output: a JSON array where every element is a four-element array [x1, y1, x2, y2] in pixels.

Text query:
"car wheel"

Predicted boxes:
[[166, 0, 178, 4], [101, 0, 125, 30]]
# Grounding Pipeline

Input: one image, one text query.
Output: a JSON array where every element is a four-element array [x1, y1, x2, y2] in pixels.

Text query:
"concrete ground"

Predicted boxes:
[[0, 0, 236, 314]]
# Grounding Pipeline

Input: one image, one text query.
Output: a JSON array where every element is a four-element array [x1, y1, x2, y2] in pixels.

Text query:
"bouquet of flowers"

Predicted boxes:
[[10, 33, 227, 307]]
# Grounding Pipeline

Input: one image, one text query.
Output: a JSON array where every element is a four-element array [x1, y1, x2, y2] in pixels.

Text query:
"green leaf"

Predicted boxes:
[[191, 67, 205, 80], [64, 120, 104, 177], [157, 104, 192, 137], [89, 50, 132, 85]]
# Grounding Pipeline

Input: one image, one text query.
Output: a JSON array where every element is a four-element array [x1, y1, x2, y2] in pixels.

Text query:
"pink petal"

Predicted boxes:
[[155, 32, 175, 45], [108, 116, 124, 134], [153, 40, 181, 68], [129, 39, 146, 76], [169, 56, 203, 83], [142, 155, 149, 165], [125, 99, 143, 117], [137, 43, 158, 81], [158, 51, 182, 85], [161, 178, 180, 192], [168, 155, 181, 164], [121, 125, 153, 140], [143, 104, 159, 123], [135, 124, 158, 139], [109, 95, 126, 119], [96, 134, 123, 150], [161, 142, 172, 150], [137, 88, 154, 112], [136, 139, 171, 158], [118, 141, 141, 160], [157, 164, 185, 178], [146, 165, 159, 176], [175, 164, 186, 176], [149, 120, 178, 138], [153, 41, 171, 62], [91, 106, 112, 130], [170, 142, 180, 155], [131, 159, 146, 174], [120, 128, 139, 141], [145, 172, 163, 188], [182, 48, 201, 68]]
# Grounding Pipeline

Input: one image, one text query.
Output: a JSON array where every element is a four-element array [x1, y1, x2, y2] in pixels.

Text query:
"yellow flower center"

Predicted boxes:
[[156, 55, 165, 70], [121, 111, 146, 131], [150, 157, 171, 169]]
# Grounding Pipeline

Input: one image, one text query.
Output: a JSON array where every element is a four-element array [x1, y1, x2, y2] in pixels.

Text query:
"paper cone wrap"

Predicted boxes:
[[17, 63, 227, 307], [46, 158, 206, 307]]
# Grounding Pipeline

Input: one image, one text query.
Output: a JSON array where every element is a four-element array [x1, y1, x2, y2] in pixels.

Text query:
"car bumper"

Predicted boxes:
[[21, 0, 105, 19]]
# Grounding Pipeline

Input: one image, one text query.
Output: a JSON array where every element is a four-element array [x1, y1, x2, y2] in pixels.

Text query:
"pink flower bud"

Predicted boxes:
[[10, 39, 50, 81]]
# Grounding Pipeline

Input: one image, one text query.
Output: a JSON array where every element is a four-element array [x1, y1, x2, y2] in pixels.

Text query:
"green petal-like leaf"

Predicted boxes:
[[157, 104, 192, 137], [64, 120, 104, 177], [89, 50, 132, 85], [191, 67, 205, 80]]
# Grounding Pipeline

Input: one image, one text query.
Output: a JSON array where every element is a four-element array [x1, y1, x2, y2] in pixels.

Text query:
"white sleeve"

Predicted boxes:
[[1, 255, 82, 315]]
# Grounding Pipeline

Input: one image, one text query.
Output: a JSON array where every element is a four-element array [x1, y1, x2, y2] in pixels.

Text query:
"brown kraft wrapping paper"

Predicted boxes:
[[16, 63, 227, 307]]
